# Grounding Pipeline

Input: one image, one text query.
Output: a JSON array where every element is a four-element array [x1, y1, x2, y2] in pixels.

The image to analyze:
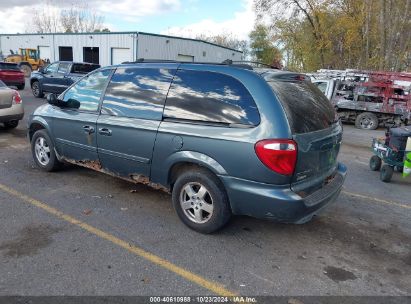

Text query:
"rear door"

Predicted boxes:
[[97, 65, 177, 178], [267, 77, 341, 188], [52, 69, 112, 162]]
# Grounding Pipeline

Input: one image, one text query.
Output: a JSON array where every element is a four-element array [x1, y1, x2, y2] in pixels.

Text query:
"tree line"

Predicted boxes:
[[254, 0, 410, 72]]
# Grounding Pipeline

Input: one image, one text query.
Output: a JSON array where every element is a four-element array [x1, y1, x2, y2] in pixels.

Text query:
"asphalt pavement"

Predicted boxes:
[[0, 81, 410, 297]]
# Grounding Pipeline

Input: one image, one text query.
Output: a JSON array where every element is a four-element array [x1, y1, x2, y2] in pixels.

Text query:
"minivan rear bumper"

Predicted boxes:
[[219, 162, 347, 223]]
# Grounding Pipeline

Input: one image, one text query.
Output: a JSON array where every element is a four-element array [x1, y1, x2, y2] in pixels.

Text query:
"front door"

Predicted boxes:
[[52, 68, 113, 163], [96, 66, 176, 178], [41, 62, 60, 93], [53, 62, 72, 94]]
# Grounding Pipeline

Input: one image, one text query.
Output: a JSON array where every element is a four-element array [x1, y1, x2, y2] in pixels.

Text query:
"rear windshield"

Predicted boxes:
[[0, 63, 20, 71], [71, 64, 100, 74], [268, 80, 336, 134]]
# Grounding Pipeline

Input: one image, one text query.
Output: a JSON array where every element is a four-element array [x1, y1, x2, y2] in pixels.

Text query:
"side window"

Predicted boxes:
[[314, 82, 328, 94], [101, 67, 175, 120], [58, 63, 70, 74], [62, 69, 112, 112], [46, 63, 59, 74], [164, 70, 260, 126]]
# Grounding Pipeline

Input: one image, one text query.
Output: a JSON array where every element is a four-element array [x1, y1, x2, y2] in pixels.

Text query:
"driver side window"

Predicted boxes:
[[62, 69, 112, 112], [46, 63, 59, 74]]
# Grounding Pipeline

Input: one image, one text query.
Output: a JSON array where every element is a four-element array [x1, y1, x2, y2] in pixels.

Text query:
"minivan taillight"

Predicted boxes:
[[12, 91, 22, 104], [255, 139, 297, 175]]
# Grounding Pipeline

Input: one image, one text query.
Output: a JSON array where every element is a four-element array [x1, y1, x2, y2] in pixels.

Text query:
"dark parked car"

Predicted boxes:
[[30, 61, 100, 98], [28, 61, 346, 233], [0, 63, 25, 90]]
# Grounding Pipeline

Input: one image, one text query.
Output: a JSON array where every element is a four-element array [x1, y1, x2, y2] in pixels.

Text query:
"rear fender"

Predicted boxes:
[[153, 150, 228, 187]]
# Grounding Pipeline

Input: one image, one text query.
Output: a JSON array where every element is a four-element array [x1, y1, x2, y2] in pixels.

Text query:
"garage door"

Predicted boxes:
[[38, 46, 51, 62], [177, 54, 194, 62], [111, 48, 132, 65]]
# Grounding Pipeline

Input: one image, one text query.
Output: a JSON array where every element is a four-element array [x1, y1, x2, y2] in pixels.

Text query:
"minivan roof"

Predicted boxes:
[[116, 59, 302, 77]]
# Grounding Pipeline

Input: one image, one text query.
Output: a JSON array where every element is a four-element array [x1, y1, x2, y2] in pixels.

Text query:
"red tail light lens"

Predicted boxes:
[[12, 91, 22, 104], [255, 139, 297, 176]]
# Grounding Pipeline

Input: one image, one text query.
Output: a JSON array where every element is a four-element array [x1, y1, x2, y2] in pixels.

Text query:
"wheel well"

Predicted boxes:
[[168, 162, 217, 191], [30, 78, 39, 86], [29, 123, 45, 141]]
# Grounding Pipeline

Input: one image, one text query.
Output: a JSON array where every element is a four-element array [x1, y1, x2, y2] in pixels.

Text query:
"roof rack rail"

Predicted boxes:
[[225, 60, 280, 69], [120, 58, 256, 70]]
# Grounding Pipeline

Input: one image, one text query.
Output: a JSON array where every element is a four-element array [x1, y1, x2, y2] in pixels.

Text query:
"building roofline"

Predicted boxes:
[[137, 32, 242, 53], [0, 31, 243, 54]]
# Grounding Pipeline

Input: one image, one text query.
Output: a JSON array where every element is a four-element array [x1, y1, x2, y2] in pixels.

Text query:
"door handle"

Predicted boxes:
[[83, 125, 95, 134], [98, 128, 112, 136]]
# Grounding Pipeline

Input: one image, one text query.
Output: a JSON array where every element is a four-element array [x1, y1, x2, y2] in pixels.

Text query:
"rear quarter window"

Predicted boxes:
[[268, 80, 336, 134], [164, 69, 260, 126]]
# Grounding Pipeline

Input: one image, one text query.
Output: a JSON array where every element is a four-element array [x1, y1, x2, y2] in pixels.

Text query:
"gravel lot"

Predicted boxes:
[[0, 81, 410, 297]]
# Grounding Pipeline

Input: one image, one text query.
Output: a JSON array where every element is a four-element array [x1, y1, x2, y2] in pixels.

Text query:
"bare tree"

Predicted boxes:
[[196, 33, 249, 58], [30, 0, 60, 33], [27, 0, 106, 33], [60, 3, 105, 33]]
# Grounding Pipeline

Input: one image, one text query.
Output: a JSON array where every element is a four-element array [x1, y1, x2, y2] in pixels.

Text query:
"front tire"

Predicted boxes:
[[355, 112, 379, 130], [31, 130, 62, 172], [172, 168, 231, 234], [31, 81, 44, 98]]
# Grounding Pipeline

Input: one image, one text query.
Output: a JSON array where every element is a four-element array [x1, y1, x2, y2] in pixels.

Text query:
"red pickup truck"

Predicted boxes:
[[0, 63, 25, 90]]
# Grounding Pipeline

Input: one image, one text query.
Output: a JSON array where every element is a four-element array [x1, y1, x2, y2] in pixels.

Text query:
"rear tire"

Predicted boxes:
[[31, 81, 44, 98], [17, 84, 25, 90], [4, 120, 18, 129], [31, 130, 62, 172], [369, 155, 382, 171], [19, 63, 32, 77], [355, 112, 379, 130], [380, 165, 394, 182], [172, 168, 231, 234]]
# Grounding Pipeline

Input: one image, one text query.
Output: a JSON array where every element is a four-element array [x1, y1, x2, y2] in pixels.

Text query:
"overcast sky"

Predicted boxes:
[[0, 0, 255, 40]]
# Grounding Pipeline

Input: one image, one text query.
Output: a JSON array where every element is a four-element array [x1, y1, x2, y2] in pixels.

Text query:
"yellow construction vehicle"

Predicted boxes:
[[5, 48, 46, 77]]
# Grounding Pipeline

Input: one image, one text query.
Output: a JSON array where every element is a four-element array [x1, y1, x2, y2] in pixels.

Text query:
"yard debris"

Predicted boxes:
[[120, 207, 128, 211], [130, 189, 138, 193], [92, 195, 101, 199], [82, 209, 92, 215], [107, 194, 113, 198]]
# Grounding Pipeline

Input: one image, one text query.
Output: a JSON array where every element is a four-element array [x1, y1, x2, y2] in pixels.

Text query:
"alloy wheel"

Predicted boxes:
[[34, 137, 51, 166], [179, 182, 214, 224]]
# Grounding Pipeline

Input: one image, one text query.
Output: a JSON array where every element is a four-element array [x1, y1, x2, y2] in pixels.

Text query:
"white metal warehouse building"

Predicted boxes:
[[0, 31, 242, 66]]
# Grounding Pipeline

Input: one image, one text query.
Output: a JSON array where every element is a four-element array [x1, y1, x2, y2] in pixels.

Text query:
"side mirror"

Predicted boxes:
[[47, 93, 59, 106]]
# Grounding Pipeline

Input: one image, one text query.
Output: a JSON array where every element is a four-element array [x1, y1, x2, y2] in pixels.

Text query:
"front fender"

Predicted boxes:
[[28, 115, 53, 142]]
